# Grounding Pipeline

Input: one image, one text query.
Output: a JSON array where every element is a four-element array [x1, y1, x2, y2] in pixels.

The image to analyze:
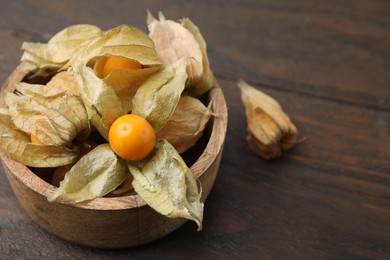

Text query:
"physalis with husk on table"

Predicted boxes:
[[0, 11, 215, 231], [238, 80, 298, 160]]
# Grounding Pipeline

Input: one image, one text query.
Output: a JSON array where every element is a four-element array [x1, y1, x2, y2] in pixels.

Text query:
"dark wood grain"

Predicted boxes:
[[0, 0, 389, 259]]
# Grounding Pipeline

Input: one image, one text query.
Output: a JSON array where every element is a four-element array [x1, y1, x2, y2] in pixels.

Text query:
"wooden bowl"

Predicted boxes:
[[0, 62, 228, 248]]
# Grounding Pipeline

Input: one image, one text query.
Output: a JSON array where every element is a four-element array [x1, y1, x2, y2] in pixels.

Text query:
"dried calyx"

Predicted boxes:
[[238, 80, 298, 160]]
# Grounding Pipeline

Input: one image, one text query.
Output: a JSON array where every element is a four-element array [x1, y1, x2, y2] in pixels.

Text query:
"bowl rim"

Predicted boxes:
[[0, 62, 228, 211]]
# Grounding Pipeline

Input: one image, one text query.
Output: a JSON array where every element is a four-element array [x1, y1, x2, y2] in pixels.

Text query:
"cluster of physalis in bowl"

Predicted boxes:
[[0, 10, 222, 239]]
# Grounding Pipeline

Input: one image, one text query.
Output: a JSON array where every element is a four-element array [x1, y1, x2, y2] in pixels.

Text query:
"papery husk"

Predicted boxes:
[[238, 80, 297, 160], [157, 95, 212, 153], [128, 139, 203, 231], [0, 109, 80, 167], [71, 25, 161, 68], [147, 11, 205, 89], [132, 58, 188, 132], [47, 70, 79, 95], [5, 82, 90, 146], [47, 144, 130, 203], [0, 81, 88, 167], [21, 24, 102, 78], [180, 18, 214, 96], [52, 141, 97, 187], [53, 150, 135, 196]]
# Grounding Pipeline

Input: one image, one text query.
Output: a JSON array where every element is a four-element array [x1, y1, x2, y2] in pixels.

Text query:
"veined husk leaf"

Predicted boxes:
[[0, 109, 79, 167], [70, 25, 161, 68], [47, 144, 130, 203], [238, 80, 297, 160], [51, 140, 98, 188], [21, 24, 102, 77], [157, 96, 212, 153], [73, 64, 126, 140], [147, 11, 203, 88], [128, 139, 203, 230], [21, 51, 61, 78], [5, 82, 90, 146], [132, 58, 188, 132], [46, 70, 79, 95]]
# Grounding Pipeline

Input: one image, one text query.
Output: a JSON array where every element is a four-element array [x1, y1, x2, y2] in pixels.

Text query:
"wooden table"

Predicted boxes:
[[1, 1, 389, 259]]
